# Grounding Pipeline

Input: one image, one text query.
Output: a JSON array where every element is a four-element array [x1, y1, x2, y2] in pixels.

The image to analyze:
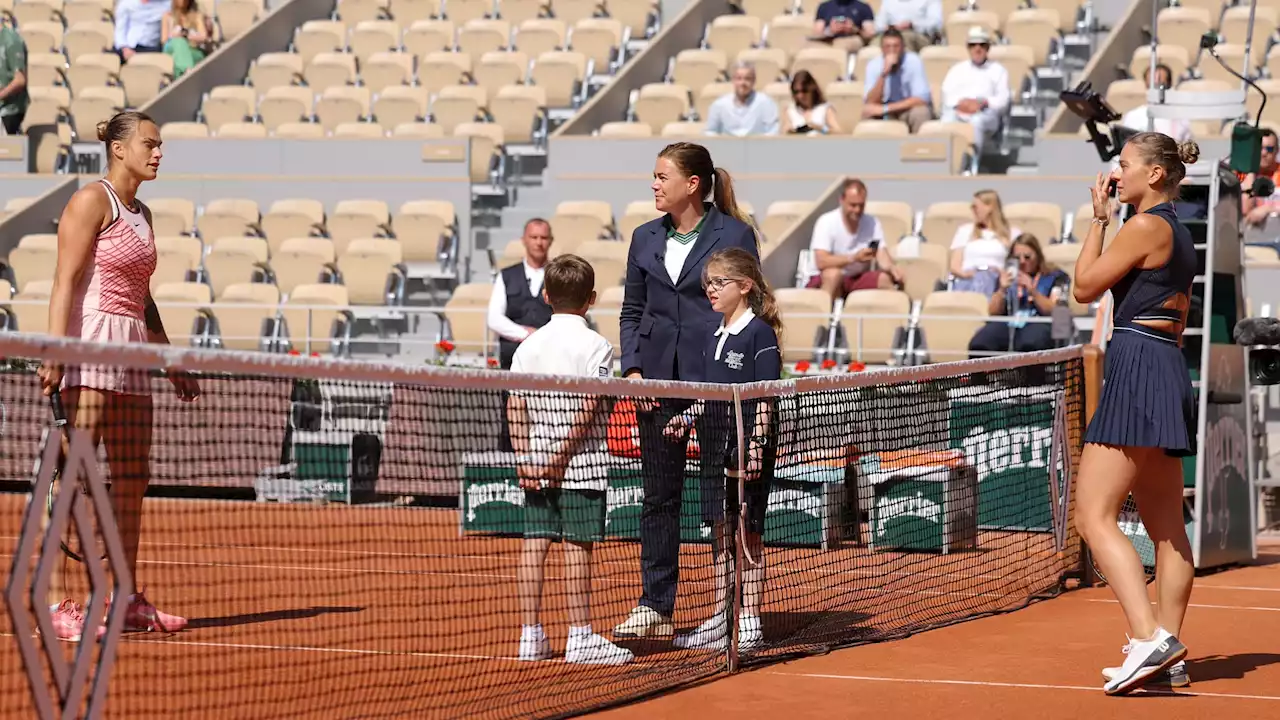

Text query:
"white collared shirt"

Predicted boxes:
[[941, 59, 1010, 117], [486, 260, 546, 342], [714, 306, 756, 360], [1120, 105, 1192, 143]]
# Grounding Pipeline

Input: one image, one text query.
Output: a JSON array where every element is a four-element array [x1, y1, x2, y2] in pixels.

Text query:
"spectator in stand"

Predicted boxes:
[[968, 234, 1069, 357], [806, 178, 904, 302], [949, 189, 1022, 297], [115, 0, 169, 60], [488, 218, 555, 370], [1119, 64, 1191, 144], [0, 18, 28, 136], [783, 70, 843, 135], [1241, 128, 1280, 244], [874, 0, 943, 53], [162, 0, 215, 79], [704, 62, 780, 137], [940, 27, 1009, 155], [861, 28, 933, 133], [812, 0, 877, 53]]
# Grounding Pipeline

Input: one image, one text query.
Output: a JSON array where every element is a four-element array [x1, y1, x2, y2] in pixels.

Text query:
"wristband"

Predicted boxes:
[[1092, 217, 1109, 227]]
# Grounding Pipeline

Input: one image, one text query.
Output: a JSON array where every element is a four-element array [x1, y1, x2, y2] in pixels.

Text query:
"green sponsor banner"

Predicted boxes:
[[947, 387, 1057, 531], [869, 466, 977, 553], [460, 462, 847, 548]]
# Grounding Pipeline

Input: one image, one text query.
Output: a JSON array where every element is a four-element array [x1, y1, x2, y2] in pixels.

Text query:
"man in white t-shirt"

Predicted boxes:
[[805, 178, 904, 302], [1118, 63, 1191, 143], [507, 254, 633, 667]]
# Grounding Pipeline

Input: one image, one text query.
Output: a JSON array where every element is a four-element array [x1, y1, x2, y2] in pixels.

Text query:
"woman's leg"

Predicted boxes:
[[101, 392, 152, 594], [1075, 442, 1159, 640], [740, 531, 765, 619], [47, 387, 105, 607], [1132, 452, 1194, 638]]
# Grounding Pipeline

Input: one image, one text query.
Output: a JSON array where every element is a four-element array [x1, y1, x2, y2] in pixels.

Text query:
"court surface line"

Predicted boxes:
[[762, 671, 1280, 702], [1083, 598, 1280, 612]]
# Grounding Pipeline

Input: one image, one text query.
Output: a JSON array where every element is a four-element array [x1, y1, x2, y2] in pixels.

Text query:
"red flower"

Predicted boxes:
[[288, 350, 300, 356], [310, 352, 320, 358], [794, 361, 811, 373], [486, 357, 498, 368], [435, 340, 456, 354], [821, 359, 837, 370], [848, 361, 866, 372]]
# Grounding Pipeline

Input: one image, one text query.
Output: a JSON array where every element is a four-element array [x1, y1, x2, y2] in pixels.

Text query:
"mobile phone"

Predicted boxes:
[[867, 240, 880, 251], [1107, 178, 1118, 198]]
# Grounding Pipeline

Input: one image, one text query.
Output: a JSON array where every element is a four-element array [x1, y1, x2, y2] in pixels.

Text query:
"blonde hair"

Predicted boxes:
[[703, 247, 783, 343], [658, 142, 759, 248], [1126, 132, 1201, 197], [972, 189, 1012, 242]]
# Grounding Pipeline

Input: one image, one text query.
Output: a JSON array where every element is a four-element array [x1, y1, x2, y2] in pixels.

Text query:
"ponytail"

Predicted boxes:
[[713, 167, 761, 250], [752, 280, 784, 347]]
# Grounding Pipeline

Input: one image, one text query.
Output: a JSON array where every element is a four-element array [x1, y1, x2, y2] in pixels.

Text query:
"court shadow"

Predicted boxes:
[[1184, 653, 1280, 682], [758, 610, 874, 643], [186, 606, 364, 630]]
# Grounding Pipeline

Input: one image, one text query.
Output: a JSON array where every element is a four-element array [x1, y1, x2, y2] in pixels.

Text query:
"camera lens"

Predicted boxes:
[[1251, 348, 1280, 386]]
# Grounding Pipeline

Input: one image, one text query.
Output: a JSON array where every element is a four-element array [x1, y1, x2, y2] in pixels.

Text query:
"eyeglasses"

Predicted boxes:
[[703, 276, 739, 291]]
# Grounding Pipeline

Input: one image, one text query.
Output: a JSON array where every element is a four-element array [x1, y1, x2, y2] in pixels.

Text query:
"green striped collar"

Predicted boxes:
[[664, 211, 708, 245]]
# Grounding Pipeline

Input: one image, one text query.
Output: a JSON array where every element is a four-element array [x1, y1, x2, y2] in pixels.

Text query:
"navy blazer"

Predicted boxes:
[[620, 205, 759, 382]]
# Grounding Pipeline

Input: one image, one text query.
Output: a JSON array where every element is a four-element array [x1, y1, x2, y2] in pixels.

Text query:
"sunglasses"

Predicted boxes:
[[1263, 145, 1277, 153], [1013, 253, 1035, 261]]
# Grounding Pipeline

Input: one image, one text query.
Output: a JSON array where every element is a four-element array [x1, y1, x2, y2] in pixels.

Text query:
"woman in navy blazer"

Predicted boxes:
[[613, 142, 760, 640]]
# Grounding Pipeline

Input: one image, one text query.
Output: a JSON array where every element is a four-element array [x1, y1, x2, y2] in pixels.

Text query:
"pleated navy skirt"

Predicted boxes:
[[1084, 326, 1196, 457]]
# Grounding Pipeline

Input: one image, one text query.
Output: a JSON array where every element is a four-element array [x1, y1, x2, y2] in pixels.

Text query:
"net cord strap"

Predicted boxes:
[[0, 333, 1090, 401]]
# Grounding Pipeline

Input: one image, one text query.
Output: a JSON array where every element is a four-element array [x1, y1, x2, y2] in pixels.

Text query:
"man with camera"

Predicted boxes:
[[860, 28, 933, 133]]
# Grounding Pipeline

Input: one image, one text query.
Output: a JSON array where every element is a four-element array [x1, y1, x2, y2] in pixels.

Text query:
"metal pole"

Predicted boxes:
[[1148, 0, 1159, 133], [1241, 0, 1259, 98]]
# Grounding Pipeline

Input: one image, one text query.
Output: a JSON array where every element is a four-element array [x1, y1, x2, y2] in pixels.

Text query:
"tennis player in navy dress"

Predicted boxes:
[[662, 247, 782, 654], [1073, 133, 1199, 695]]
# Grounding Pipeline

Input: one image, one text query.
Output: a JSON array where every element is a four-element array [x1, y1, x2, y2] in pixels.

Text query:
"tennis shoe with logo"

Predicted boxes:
[[612, 606, 673, 639], [96, 590, 188, 638], [518, 628, 552, 662], [1102, 628, 1187, 695], [1103, 660, 1189, 688], [564, 632, 634, 665], [47, 599, 86, 642]]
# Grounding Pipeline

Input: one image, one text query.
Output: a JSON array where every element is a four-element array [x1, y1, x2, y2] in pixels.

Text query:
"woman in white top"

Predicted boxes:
[[783, 70, 842, 135], [949, 189, 1021, 296]]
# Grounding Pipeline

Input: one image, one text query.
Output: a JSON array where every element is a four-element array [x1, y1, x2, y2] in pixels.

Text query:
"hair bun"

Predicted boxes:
[[1177, 140, 1200, 166], [95, 120, 110, 142]]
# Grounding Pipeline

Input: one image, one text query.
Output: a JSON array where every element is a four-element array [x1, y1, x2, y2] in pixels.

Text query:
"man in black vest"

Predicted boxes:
[[487, 218, 554, 369]]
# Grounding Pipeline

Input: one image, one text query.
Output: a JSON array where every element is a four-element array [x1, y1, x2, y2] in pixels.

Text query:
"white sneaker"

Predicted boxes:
[[673, 616, 726, 650], [612, 606, 674, 639], [518, 632, 551, 662], [1102, 628, 1188, 695], [565, 632, 635, 665], [1103, 660, 1189, 688]]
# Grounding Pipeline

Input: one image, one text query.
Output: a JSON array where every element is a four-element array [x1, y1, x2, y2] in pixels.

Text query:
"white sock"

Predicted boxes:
[[521, 624, 545, 641], [568, 624, 592, 639], [739, 614, 761, 632]]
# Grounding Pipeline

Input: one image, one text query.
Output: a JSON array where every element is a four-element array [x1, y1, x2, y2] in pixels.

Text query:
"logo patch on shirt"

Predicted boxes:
[[599, 366, 609, 376], [725, 350, 745, 371]]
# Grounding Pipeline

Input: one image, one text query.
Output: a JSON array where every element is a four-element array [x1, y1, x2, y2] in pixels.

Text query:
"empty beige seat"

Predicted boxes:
[[329, 199, 392, 254], [574, 240, 628, 289], [671, 48, 727, 96], [152, 236, 202, 290], [490, 84, 546, 144], [216, 0, 261, 40], [294, 20, 346, 65], [27, 51, 69, 87], [919, 291, 988, 363], [891, 243, 947, 302], [1042, 241, 1089, 314], [446, 0, 492, 27], [70, 85, 124, 138], [202, 85, 258, 131], [431, 84, 487, 134], [515, 18, 566, 57], [316, 85, 372, 131], [206, 236, 271, 298], [619, 200, 661, 241], [64, 21, 114, 61], [12, 0, 63, 25], [9, 280, 54, 334], [120, 52, 174, 106], [337, 237, 404, 305], [1005, 202, 1064, 244], [259, 86, 316, 131], [197, 197, 261, 242], [706, 15, 762, 59], [475, 50, 530, 90], [333, 121, 385, 138], [841, 289, 910, 364], [6, 240, 58, 291], [152, 281, 213, 346], [403, 19, 456, 59], [161, 121, 211, 138], [64, 53, 120, 99], [531, 50, 587, 107], [349, 19, 401, 63], [759, 201, 813, 245], [217, 121, 270, 138], [18, 21, 64, 54], [261, 198, 327, 255], [338, 0, 392, 29], [374, 85, 431, 129], [853, 119, 909, 138], [363, 51, 415, 92], [864, 201, 913, 249], [442, 282, 495, 356], [790, 46, 848, 88], [274, 237, 339, 297], [249, 52, 305, 94], [632, 83, 691, 134], [458, 18, 511, 62], [570, 18, 622, 72], [148, 197, 197, 236], [1129, 45, 1190, 82], [304, 51, 359, 92], [454, 121, 504, 183], [392, 199, 456, 264], [776, 288, 833, 363], [599, 120, 653, 138], [589, 285, 625, 353], [281, 283, 352, 354], [551, 200, 614, 254], [662, 120, 706, 137], [921, 202, 973, 246], [392, 121, 446, 138], [211, 282, 281, 351]]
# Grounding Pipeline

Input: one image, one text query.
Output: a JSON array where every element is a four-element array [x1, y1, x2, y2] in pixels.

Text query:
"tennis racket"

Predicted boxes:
[[1089, 494, 1157, 586], [42, 390, 106, 564]]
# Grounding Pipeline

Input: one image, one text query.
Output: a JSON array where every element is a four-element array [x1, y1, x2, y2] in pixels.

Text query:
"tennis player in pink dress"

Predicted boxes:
[[38, 111, 200, 641]]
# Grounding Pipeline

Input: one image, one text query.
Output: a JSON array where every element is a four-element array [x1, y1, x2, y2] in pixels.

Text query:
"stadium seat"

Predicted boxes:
[[489, 84, 546, 144], [27, 51, 68, 87], [853, 119, 910, 138], [737, 47, 786, 85], [706, 15, 762, 60], [316, 86, 372, 131], [570, 18, 623, 73], [375, 86, 431, 129], [921, 202, 974, 246], [259, 86, 316, 131], [1071, 202, 1118, 244], [70, 85, 125, 139], [210, 282, 280, 351], [759, 201, 814, 245], [339, 238, 405, 306], [218, 121, 270, 138], [329, 199, 392, 255], [304, 51, 359, 92], [162, 121, 211, 138], [891, 242, 948, 302], [516, 19, 566, 58], [763, 14, 809, 58], [661, 120, 705, 137], [599, 120, 653, 137], [363, 51, 416, 93], [476, 50, 530, 91], [1129, 45, 1190, 82], [274, 237, 339, 297], [18, 21, 64, 54], [1005, 202, 1064, 243], [6, 241, 57, 292], [841, 289, 910, 365], [619, 200, 661, 241], [350, 19, 401, 63], [672, 48, 727, 96], [447, 0, 492, 26], [531, 50, 587, 107], [206, 236, 271, 298], [590, 285, 625, 354], [789, 46, 848, 88], [261, 198, 327, 254], [420, 51, 474, 94], [120, 52, 174, 106], [65, 53, 119, 98], [333, 121, 387, 138], [458, 19, 512, 62], [944, 10, 1000, 46], [294, 20, 346, 65], [454, 121, 505, 183], [146, 198, 196, 236], [9, 280, 54, 333], [1104, 78, 1146, 115], [1042, 241, 1088, 314], [442, 282, 495, 356], [392, 199, 458, 265], [632, 83, 691, 133], [64, 21, 114, 61], [281, 283, 353, 355], [775, 288, 834, 363], [392, 120, 446, 138], [551, 200, 614, 253], [574, 240, 628, 289], [152, 236, 203, 290], [249, 52, 305, 94], [203, 85, 258, 132], [216, 0, 261, 40], [197, 197, 261, 242], [920, 291, 989, 363], [824, 82, 864, 134], [152, 281, 213, 346]]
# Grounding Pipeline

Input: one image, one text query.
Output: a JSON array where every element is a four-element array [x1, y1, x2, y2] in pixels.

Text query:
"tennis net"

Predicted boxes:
[[0, 333, 1094, 719]]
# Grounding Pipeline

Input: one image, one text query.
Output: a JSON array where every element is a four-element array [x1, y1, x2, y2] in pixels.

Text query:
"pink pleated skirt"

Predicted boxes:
[[62, 309, 151, 396]]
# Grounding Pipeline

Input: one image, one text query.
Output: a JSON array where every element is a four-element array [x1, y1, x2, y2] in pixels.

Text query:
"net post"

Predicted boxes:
[[728, 386, 747, 674]]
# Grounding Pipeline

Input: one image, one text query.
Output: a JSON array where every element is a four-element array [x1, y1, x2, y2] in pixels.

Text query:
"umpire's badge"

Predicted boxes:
[[598, 366, 609, 376], [725, 350, 744, 371]]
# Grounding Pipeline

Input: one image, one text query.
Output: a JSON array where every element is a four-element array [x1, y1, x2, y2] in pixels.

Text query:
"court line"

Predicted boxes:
[[1193, 584, 1280, 593], [1083, 599, 1280, 613], [763, 671, 1280, 702]]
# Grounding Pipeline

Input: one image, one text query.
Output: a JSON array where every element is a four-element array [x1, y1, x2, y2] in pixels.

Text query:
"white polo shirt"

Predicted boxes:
[[509, 314, 614, 490], [809, 208, 885, 276]]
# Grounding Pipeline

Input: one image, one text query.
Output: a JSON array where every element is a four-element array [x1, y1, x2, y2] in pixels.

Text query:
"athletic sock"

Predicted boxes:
[[521, 624, 545, 641], [568, 624, 592, 639]]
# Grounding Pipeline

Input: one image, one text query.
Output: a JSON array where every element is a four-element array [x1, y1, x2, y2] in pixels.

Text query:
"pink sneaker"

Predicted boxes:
[[48, 599, 86, 642], [96, 590, 187, 638]]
